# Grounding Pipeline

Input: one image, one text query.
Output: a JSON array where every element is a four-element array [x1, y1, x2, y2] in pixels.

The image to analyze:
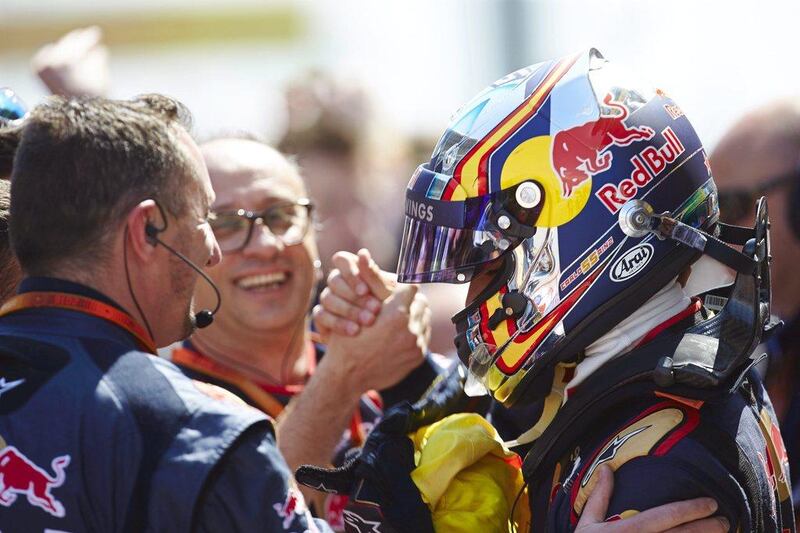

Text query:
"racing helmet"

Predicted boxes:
[[396, 49, 722, 407]]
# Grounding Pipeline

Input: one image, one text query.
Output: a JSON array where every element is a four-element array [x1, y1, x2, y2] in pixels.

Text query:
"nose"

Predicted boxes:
[[205, 226, 223, 268], [242, 220, 284, 258]]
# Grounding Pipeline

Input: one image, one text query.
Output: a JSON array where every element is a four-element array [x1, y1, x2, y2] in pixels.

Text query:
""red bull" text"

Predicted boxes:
[[551, 93, 656, 197], [595, 126, 685, 214]]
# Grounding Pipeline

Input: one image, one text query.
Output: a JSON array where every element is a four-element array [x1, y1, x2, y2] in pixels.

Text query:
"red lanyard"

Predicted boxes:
[[173, 343, 367, 445], [0, 291, 157, 354], [172, 345, 289, 417]]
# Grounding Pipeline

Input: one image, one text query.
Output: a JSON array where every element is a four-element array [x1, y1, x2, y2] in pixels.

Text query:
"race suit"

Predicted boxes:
[[171, 338, 445, 530], [519, 308, 795, 532], [0, 277, 332, 533]]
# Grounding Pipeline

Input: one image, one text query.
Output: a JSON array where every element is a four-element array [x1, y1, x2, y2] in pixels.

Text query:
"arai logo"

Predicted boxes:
[[610, 243, 653, 282]]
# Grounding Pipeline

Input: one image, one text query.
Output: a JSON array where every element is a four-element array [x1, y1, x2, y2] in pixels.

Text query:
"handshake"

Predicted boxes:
[[312, 249, 432, 393]]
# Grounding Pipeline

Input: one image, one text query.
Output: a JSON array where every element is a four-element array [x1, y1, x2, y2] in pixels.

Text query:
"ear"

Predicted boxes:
[[125, 199, 162, 263]]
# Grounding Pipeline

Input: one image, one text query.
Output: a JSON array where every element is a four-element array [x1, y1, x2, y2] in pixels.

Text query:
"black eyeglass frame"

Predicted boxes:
[[717, 166, 799, 222], [209, 198, 314, 252]]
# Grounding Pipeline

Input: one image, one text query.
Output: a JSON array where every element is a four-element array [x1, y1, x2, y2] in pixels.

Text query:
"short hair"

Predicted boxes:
[[10, 94, 197, 275], [0, 125, 20, 179], [0, 179, 20, 303]]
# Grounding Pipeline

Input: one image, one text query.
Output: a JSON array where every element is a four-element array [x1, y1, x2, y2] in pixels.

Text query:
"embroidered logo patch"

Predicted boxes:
[[572, 407, 686, 516], [0, 441, 70, 518], [273, 487, 308, 529]]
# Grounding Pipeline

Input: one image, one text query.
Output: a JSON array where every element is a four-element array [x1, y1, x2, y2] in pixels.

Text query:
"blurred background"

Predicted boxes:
[[2, 0, 797, 352], [3, 0, 796, 148]]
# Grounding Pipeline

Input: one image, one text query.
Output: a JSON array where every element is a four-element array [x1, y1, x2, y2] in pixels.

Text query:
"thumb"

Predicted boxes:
[[295, 461, 357, 495], [577, 464, 614, 527], [382, 283, 418, 314], [357, 248, 394, 301]]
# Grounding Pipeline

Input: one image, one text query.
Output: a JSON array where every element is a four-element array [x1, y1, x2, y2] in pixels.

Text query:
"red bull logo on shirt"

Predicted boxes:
[[551, 93, 655, 198], [0, 444, 70, 518], [273, 487, 308, 529]]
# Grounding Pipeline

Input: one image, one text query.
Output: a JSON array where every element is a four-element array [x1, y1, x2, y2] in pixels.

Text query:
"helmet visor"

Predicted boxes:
[[397, 216, 513, 283], [396, 162, 539, 284]]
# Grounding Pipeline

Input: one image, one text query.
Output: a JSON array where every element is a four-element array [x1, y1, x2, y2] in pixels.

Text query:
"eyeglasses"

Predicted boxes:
[[717, 168, 798, 222], [209, 198, 313, 252]]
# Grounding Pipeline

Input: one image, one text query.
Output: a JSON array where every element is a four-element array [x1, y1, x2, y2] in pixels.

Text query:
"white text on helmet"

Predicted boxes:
[[595, 127, 685, 214], [610, 243, 654, 282], [405, 198, 435, 222]]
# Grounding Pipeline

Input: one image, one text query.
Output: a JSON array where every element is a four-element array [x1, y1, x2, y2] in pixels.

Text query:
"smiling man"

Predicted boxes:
[[0, 96, 333, 532], [170, 137, 440, 525]]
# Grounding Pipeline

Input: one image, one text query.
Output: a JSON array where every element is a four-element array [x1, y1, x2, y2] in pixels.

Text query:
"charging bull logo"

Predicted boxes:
[[273, 487, 308, 529], [0, 445, 70, 517], [551, 93, 655, 197]]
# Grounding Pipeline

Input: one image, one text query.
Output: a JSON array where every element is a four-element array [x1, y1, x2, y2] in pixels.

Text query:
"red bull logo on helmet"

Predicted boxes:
[[595, 126, 685, 214], [0, 444, 70, 518], [551, 93, 655, 198]]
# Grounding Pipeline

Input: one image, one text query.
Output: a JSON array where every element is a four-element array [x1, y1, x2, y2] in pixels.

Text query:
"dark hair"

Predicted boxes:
[[0, 125, 20, 179], [10, 94, 196, 275], [0, 179, 20, 303]]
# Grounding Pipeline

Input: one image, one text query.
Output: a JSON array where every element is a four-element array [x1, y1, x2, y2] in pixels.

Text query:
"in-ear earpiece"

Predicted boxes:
[[145, 223, 159, 242], [137, 202, 221, 330]]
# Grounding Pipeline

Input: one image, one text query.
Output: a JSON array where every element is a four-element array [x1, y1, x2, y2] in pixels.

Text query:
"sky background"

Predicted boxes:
[[0, 0, 796, 149]]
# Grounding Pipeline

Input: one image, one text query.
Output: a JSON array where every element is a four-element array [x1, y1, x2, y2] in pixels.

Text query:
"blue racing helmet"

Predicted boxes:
[[395, 49, 751, 407]]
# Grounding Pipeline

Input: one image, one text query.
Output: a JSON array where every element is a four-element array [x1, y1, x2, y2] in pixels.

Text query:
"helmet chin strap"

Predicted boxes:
[[504, 363, 575, 448]]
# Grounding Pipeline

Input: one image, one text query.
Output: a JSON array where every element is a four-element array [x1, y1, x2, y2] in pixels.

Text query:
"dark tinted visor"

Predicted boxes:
[[396, 165, 528, 283]]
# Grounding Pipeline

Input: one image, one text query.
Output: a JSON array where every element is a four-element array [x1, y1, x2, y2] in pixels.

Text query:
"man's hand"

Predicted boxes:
[[577, 465, 730, 532], [32, 26, 110, 97], [314, 249, 431, 393], [296, 401, 438, 533], [313, 249, 394, 341], [313, 248, 443, 355], [323, 274, 430, 393]]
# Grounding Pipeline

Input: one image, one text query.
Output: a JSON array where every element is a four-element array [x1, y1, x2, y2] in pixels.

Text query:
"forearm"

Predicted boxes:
[[275, 348, 363, 473]]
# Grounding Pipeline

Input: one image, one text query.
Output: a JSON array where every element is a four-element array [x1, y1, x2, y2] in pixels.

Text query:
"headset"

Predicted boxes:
[[144, 216, 221, 329]]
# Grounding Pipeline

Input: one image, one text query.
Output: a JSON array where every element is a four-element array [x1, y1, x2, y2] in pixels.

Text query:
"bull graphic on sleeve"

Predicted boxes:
[[0, 445, 70, 517]]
